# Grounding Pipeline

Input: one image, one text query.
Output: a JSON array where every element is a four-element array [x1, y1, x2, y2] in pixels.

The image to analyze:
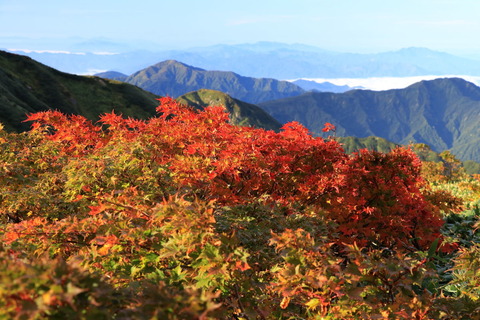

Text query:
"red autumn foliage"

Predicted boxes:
[[21, 97, 445, 251], [2, 97, 474, 319]]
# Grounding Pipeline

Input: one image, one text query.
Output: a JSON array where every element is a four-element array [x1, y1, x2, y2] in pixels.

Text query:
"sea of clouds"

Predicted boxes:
[[300, 75, 480, 91]]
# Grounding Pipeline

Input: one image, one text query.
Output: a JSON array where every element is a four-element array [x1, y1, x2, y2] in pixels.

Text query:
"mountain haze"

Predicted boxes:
[[124, 60, 305, 104], [9, 42, 480, 79], [142, 45, 480, 79], [259, 78, 480, 161]]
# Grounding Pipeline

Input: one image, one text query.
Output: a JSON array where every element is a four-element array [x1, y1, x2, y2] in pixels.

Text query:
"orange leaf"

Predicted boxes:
[[88, 203, 106, 215]]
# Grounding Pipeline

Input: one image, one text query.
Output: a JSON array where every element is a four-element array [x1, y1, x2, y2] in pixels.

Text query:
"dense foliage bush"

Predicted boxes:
[[0, 98, 478, 319]]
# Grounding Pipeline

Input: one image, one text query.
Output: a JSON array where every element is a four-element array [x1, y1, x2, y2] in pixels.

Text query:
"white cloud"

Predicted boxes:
[[7, 49, 118, 56], [83, 69, 108, 75], [293, 75, 480, 91], [8, 49, 86, 55]]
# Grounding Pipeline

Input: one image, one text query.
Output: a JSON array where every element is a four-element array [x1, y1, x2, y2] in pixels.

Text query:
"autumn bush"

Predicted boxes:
[[0, 98, 478, 319]]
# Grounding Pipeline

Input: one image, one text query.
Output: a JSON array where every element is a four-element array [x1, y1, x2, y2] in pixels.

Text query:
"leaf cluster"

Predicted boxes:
[[0, 98, 478, 319]]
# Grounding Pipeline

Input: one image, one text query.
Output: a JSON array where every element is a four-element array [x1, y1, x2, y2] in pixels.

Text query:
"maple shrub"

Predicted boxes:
[[0, 98, 477, 319]]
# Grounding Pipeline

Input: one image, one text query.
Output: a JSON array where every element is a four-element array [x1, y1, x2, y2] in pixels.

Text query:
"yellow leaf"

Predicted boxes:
[[305, 298, 320, 310], [280, 296, 290, 309]]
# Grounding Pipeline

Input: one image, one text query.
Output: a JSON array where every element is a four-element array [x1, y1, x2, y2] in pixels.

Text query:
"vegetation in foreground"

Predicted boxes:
[[0, 98, 479, 319]]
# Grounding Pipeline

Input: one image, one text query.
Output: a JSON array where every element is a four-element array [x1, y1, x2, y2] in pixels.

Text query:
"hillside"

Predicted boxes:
[[335, 136, 480, 173], [336, 136, 400, 154], [176, 89, 282, 131], [259, 77, 480, 161], [124, 60, 305, 104], [0, 50, 160, 132]]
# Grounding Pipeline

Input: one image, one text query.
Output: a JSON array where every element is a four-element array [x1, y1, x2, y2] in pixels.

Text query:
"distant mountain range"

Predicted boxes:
[[122, 60, 305, 104], [6, 42, 480, 79], [259, 78, 480, 161], [291, 79, 360, 93]]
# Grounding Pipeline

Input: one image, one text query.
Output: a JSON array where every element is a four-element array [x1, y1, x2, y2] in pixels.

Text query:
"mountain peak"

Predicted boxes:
[[384, 47, 453, 60], [154, 59, 205, 71], [409, 77, 480, 91], [124, 60, 304, 104], [397, 47, 437, 53], [94, 70, 128, 81]]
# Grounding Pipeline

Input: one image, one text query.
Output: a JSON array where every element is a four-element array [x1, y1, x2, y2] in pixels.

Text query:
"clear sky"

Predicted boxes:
[[2, 0, 480, 54]]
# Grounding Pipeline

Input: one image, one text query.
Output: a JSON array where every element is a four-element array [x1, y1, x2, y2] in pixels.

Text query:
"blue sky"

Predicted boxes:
[[1, 0, 480, 54]]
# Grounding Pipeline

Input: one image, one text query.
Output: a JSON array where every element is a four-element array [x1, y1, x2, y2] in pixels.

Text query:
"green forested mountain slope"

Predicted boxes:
[[336, 136, 480, 174], [336, 136, 400, 154], [0, 50, 159, 132], [337, 136, 445, 162], [259, 78, 480, 161], [124, 60, 305, 104], [176, 89, 282, 131]]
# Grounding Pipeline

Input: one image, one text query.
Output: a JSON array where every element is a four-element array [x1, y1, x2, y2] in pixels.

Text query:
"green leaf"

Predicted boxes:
[[428, 238, 440, 259], [201, 243, 220, 260], [195, 275, 213, 289], [130, 265, 142, 277]]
